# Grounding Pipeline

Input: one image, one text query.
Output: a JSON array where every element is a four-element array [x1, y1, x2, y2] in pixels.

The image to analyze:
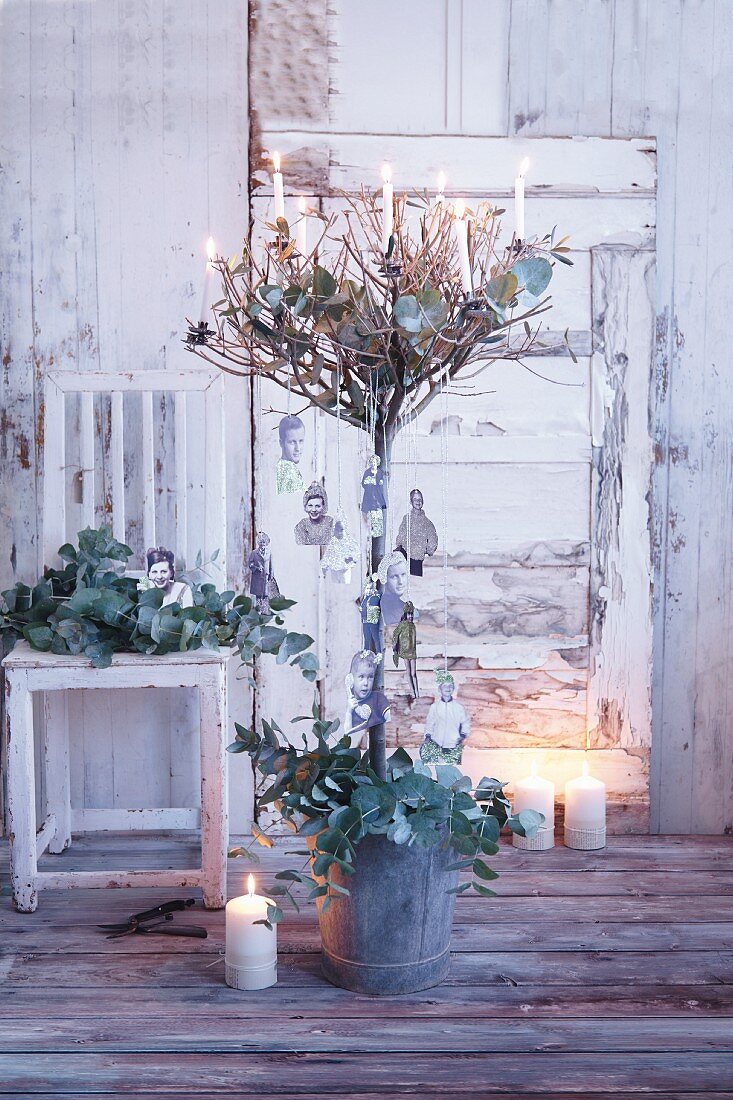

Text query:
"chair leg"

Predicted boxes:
[[43, 692, 72, 853], [6, 671, 38, 912], [199, 664, 228, 909]]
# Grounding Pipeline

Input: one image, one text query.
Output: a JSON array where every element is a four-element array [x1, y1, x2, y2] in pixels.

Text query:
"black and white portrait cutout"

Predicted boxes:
[[344, 650, 390, 744], [377, 549, 411, 626], [247, 531, 280, 614], [360, 454, 388, 537], [420, 672, 471, 766], [360, 575, 382, 654], [321, 511, 360, 584], [396, 489, 438, 576], [294, 482, 334, 547], [142, 547, 193, 608], [276, 414, 306, 495], [391, 600, 419, 700]]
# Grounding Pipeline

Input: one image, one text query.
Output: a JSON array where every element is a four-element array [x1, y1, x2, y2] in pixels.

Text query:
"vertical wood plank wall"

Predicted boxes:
[[1, 0, 731, 834], [0, 1, 253, 831], [247, 0, 733, 834]]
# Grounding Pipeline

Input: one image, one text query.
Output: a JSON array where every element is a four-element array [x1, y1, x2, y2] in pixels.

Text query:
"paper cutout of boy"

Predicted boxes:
[[378, 549, 411, 627], [276, 414, 305, 494], [420, 671, 471, 766], [360, 454, 388, 538], [321, 511, 360, 584], [344, 650, 391, 743], [396, 488, 438, 577]]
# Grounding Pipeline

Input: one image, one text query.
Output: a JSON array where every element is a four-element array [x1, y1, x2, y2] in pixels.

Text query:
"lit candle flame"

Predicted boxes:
[[518, 157, 530, 178], [382, 162, 392, 184], [454, 198, 465, 220], [437, 171, 446, 193], [247, 873, 255, 897], [298, 196, 307, 214], [206, 236, 215, 262], [272, 151, 281, 173]]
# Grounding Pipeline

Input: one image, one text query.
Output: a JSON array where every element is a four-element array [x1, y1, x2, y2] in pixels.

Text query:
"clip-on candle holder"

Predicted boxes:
[[185, 320, 216, 347]]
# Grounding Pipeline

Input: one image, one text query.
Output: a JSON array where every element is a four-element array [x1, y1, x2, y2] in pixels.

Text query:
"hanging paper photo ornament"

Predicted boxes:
[[321, 510, 360, 584], [360, 575, 382, 654], [344, 649, 390, 744], [276, 414, 306, 495], [247, 531, 280, 614], [396, 488, 438, 577], [142, 547, 193, 609], [360, 454, 387, 538], [294, 482, 334, 546], [391, 600, 419, 700], [377, 549, 411, 626], [419, 672, 471, 766]]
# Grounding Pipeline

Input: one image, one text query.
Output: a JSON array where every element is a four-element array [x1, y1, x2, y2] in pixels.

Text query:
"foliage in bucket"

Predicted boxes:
[[0, 525, 318, 678], [228, 706, 543, 928]]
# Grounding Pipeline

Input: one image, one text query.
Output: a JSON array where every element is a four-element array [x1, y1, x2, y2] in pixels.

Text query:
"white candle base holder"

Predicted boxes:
[[564, 824, 606, 851], [225, 957, 277, 991], [512, 826, 554, 851]]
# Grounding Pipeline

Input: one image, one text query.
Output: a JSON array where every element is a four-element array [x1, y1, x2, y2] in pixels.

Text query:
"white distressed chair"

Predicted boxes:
[[3, 368, 230, 912]]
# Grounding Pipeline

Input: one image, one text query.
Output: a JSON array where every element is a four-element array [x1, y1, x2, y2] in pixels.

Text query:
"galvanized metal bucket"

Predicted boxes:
[[314, 833, 459, 995]]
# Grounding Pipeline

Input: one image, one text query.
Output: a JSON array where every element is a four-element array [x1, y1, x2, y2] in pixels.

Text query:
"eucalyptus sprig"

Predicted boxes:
[[0, 525, 319, 678], [227, 704, 543, 926]]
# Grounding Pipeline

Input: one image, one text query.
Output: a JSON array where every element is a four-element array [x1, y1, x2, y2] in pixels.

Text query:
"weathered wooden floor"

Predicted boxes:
[[1, 833, 732, 1097]]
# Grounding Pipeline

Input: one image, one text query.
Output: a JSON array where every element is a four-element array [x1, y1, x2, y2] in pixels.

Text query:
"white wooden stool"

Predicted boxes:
[[3, 641, 229, 912]]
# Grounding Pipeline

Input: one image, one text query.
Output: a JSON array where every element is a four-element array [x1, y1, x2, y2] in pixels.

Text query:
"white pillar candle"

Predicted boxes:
[[199, 236, 216, 324], [453, 200, 473, 296], [296, 196, 308, 256], [225, 874, 278, 990], [512, 759, 555, 851], [272, 151, 285, 222], [381, 163, 394, 255], [564, 759, 607, 850], [514, 157, 529, 241]]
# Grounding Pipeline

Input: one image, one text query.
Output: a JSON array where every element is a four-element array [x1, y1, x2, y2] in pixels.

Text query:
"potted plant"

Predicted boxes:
[[228, 709, 542, 994]]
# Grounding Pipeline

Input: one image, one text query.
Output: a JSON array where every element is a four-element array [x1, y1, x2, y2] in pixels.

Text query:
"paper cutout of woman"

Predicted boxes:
[[391, 600, 419, 699], [276, 414, 306, 494], [294, 482, 334, 546], [420, 672, 471, 765], [360, 454, 387, 538], [145, 547, 193, 608], [360, 576, 382, 654], [344, 650, 391, 744], [321, 511, 360, 584], [247, 531, 279, 614], [396, 489, 438, 576], [377, 549, 411, 627]]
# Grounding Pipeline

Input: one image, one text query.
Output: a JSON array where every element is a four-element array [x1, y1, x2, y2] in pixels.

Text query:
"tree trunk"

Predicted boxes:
[[368, 419, 394, 780]]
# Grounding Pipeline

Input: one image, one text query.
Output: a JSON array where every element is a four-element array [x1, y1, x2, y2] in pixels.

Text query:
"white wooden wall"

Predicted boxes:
[[0, 1, 252, 832], [247, 0, 733, 834], [2, 0, 731, 834]]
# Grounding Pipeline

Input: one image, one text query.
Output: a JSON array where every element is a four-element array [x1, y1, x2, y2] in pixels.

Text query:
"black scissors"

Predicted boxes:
[[98, 898, 207, 939]]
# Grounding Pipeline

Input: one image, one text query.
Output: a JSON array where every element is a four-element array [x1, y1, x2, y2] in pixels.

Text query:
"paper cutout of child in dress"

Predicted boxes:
[[276, 414, 305, 494], [360, 575, 382, 654], [420, 672, 471, 766], [344, 650, 391, 743], [321, 511, 360, 584], [377, 549, 413, 627], [294, 482, 334, 546], [144, 547, 193, 608], [391, 600, 419, 700], [360, 454, 387, 538], [396, 489, 438, 577], [247, 531, 280, 614]]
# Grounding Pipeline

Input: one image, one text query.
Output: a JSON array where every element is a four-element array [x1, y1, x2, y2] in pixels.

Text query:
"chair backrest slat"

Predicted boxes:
[[110, 391, 125, 545], [174, 392, 188, 569], [141, 390, 156, 552], [81, 391, 96, 531]]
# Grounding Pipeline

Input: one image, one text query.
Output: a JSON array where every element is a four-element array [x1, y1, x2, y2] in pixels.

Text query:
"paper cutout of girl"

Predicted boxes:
[[321, 511, 360, 584], [420, 671, 471, 766], [247, 531, 279, 614], [144, 547, 193, 608], [360, 454, 387, 537], [360, 575, 382, 654], [276, 414, 306, 494], [396, 488, 438, 576], [391, 600, 419, 699], [344, 650, 391, 743], [294, 482, 334, 546]]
